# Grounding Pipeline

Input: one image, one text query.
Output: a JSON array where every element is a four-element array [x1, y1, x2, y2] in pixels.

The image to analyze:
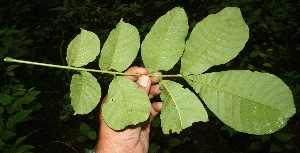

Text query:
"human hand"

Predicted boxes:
[[96, 66, 162, 153]]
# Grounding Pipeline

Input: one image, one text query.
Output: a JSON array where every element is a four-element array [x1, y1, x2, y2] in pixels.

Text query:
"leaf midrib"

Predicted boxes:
[[108, 25, 136, 70], [152, 9, 181, 71], [162, 81, 183, 130], [105, 28, 119, 71], [185, 76, 282, 112], [116, 77, 132, 123], [183, 19, 226, 74]]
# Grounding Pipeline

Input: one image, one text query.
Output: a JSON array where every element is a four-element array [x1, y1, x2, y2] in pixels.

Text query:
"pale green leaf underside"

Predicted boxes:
[[102, 76, 151, 130], [67, 29, 100, 67], [70, 71, 101, 114], [186, 70, 295, 135], [99, 19, 140, 72], [181, 7, 249, 75], [141, 7, 188, 72], [160, 80, 208, 134]]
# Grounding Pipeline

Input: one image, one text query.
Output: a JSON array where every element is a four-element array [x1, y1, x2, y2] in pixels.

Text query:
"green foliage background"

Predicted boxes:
[[1, 0, 299, 152]]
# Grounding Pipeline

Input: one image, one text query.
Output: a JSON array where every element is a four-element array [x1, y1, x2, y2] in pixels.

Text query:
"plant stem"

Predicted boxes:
[[4, 57, 182, 78]]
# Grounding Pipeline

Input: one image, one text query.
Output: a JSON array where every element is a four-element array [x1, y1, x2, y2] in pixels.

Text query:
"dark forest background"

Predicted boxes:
[[0, 0, 299, 152]]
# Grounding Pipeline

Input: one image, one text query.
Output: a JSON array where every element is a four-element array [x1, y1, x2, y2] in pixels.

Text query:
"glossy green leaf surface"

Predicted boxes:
[[99, 19, 140, 71], [70, 71, 101, 115], [141, 7, 188, 72], [160, 80, 208, 134], [181, 7, 249, 75], [186, 70, 295, 135], [67, 28, 100, 67], [102, 76, 151, 130]]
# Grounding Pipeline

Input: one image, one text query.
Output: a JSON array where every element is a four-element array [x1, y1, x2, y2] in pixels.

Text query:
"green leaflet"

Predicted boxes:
[[186, 70, 295, 135], [67, 29, 100, 67], [181, 7, 249, 75], [102, 76, 150, 130], [6, 110, 32, 129], [99, 19, 140, 71], [15, 135, 29, 145], [70, 71, 101, 115], [0, 93, 12, 105], [141, 7, 188, 72], [160, 80, 208, 134]]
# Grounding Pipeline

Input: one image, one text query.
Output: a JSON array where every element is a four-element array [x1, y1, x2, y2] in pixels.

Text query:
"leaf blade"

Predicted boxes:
[[181, 7, 249, 75], [102, 76, 151, 130], [67, 29, 100, 67], [0, 93, 13, 105], [186, 70, 295, 135], [99, 19, 140, 71], [6, 110, 32, 129], [141, 7, 189, 71], [160, 80, 208, 134], [70, 71, 101, 114]]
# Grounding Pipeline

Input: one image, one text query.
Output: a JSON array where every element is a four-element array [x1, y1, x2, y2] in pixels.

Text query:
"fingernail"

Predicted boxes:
[[138, 75, 150, 88]]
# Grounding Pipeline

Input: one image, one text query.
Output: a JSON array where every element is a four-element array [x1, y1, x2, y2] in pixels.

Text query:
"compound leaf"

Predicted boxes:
[[67, 29, 100, 67], [181, 7, 249, 75], [99, 19, 140, 71], [70, 71, 101, 114], [141, 7, 188, 72], [186, 70, 295, 135], [160, 80, 208, 134], [102, 76, 151, 130]]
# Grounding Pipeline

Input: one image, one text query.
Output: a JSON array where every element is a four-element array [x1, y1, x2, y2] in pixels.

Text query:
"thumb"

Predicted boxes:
[[137, 75, 151, 93]]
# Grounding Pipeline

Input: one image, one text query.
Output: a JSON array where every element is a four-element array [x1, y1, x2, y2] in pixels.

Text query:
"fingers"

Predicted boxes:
[[148, 72, 161, 98], [148, 84, 161, 99], [125, 67, 162, 84], [125, 66, 149, 82], [149, 102, 163, 122], [124, 67, 161, 99], [150, 72, 162, 84], [137, 75, 151, 93], [139, 77, 161, 99]]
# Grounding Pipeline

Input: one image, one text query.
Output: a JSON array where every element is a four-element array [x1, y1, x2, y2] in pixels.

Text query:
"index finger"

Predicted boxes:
[[150, 72, 162, 84], [124, 66, 149, 82]]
